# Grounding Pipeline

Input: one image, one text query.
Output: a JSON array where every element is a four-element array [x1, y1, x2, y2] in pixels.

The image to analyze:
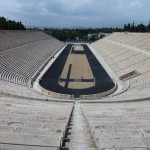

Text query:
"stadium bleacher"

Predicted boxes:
[[0, 31, 72, 149], [0, 79, 47, 99], [0, 30, 50, 53], [1, 31, 150, 149], [90, 33, 150, 101], [1, 31, 150, 102], [106, 32, 150, 51], [0, 31, 65, 86], [0, 96, 73, 150], [82, 101, 150, 149], [78, 34, 150, 149]]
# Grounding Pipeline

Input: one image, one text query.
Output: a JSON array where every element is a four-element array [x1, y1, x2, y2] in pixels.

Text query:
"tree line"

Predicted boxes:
[[44, 21, 150, 41], [44, 27, 123, 41], [124, 22, 150, 32], [0, 17, 26, 30]]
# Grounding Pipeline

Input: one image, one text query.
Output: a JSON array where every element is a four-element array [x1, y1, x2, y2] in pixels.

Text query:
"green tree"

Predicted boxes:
[[137, 23, 146, 32], [130, 22, 135, 32], [0, 17, 26, 30]]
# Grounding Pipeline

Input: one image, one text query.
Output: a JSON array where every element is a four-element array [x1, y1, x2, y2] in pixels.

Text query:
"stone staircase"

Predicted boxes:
[[61, 101, 97, 150]]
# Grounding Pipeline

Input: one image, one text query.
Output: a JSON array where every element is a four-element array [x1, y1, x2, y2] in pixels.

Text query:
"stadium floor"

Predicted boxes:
[[40, 44, 115, 98]]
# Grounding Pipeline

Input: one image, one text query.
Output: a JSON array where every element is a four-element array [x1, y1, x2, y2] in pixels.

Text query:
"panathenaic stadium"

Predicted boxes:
[[1, 30, 150, 149]]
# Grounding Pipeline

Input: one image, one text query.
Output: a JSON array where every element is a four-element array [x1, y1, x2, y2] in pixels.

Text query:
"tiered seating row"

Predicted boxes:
[[0, 32, 65, 86], [106, 32, 150, 51], [0, 31, 50, 53], [90, 32, 150, 101], [92, 39, 150, 76], [0, 66, 27, 85], [82, 101, 150, 149], [0, 96, 72, 149], [0, 79, 46, 99]]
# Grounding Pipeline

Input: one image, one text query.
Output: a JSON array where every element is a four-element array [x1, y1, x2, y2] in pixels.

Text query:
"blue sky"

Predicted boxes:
[[0, 0, 150, 28]]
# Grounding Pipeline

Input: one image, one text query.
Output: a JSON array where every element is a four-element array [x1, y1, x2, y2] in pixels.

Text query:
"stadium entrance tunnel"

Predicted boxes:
[[39, 44, 116, 99]]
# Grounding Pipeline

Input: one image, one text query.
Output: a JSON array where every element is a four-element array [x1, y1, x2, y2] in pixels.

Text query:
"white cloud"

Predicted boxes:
[[0, 0, 150, 27]]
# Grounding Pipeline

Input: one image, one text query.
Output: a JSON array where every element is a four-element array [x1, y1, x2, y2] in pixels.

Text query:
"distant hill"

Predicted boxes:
[[0, 17, 26, 30]]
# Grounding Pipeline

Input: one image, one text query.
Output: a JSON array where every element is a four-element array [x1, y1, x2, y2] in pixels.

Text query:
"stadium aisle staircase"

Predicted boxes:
[[61, 101, 97, 150]]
